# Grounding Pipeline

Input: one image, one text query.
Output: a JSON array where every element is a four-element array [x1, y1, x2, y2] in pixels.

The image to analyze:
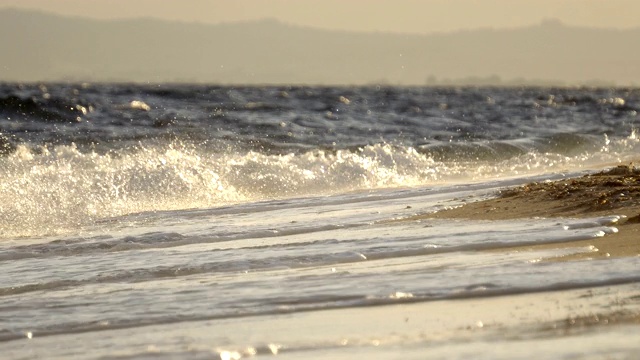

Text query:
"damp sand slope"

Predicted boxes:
[[422, 164, 640, 260]]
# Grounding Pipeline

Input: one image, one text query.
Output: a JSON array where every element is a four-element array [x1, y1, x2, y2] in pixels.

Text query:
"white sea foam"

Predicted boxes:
[[0, 131, 639, 238]]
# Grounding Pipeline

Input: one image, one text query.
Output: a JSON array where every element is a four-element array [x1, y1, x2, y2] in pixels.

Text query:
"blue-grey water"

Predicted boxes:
[[1, 84, 639, 359]]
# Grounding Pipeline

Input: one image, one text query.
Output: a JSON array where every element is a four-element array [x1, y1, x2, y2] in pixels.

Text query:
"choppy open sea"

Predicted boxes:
[[1, 84, 640, 359]]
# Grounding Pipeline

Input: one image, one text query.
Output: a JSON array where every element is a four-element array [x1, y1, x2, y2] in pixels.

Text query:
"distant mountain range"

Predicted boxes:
[[1, 9, 639, 86]]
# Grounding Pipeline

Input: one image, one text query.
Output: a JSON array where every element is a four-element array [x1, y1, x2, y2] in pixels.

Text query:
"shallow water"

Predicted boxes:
[[2, 178, 640, 358]]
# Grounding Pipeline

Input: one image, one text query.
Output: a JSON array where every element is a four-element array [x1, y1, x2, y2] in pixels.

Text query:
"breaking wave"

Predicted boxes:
[[1, 132, 638, 238]]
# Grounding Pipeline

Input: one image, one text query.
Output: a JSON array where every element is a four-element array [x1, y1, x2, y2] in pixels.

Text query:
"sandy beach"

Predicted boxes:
[[342, 163, 640, 357], [419, 164, 640, 260], [5, 282, 639, 359]]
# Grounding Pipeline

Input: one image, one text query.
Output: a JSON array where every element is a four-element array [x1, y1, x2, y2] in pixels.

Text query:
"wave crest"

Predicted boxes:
[[1, 134, 638, 238]]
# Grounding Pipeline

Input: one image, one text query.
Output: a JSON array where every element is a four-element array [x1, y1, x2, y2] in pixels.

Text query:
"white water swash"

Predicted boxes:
[[1, 132, 640, 359]]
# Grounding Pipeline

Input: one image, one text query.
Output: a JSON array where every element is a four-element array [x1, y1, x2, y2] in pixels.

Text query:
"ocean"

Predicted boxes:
[[1, 84, 640, 359]]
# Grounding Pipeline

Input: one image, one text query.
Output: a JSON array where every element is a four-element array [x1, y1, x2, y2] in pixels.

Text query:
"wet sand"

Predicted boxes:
[[5, 282, 639, 358], [422, 164, 640, 260]]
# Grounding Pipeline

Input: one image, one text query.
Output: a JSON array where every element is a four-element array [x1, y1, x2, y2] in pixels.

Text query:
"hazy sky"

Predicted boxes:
[[1, 0, 639, 34]]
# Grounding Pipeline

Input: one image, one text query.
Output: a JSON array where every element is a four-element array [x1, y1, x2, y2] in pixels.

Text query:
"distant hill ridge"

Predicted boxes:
[[1, 8, 639, 86]]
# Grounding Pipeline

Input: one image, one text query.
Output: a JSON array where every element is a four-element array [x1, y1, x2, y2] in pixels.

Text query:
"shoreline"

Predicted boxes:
[[5, 282, 640, 357], [419, 164, 640, 260]]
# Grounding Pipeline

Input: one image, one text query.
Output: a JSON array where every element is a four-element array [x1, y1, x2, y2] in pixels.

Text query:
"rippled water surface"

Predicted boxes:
[[1, 84, 639, 358]]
